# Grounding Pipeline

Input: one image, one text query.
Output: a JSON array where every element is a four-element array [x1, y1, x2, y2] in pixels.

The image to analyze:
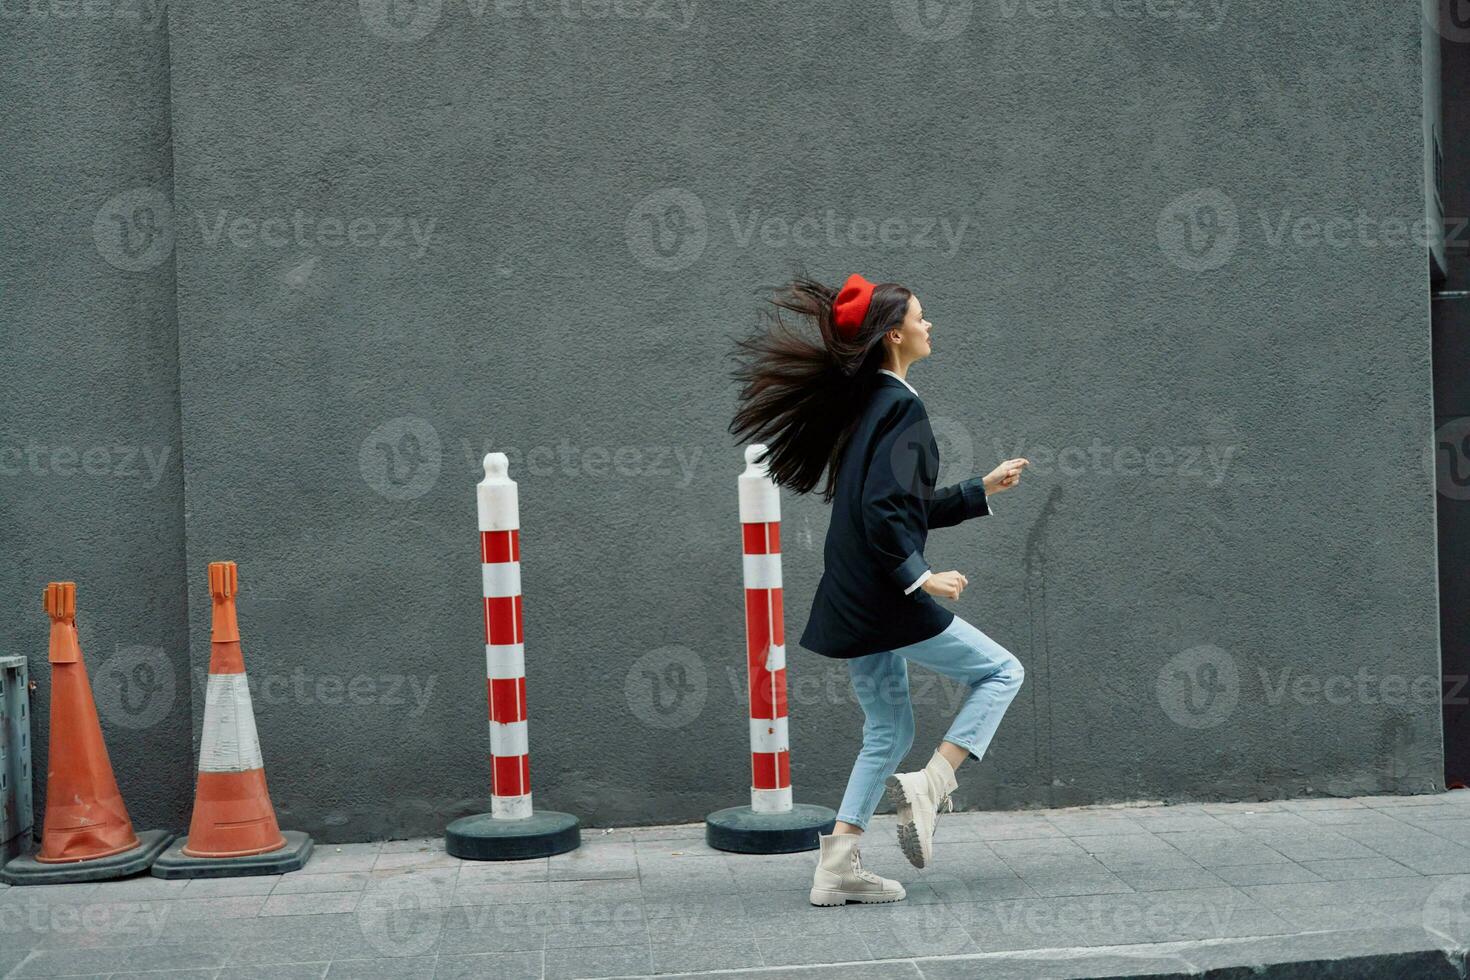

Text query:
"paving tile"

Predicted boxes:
[[83, 875, 190, 901], [324, 954, 437, 978], [454, 857, 548, 883], [543, 942, 652, 980], [273, 872, 371, 895], [1241, 874, 1445, 910], [1014, 870, 1135, 898], [378, 837, 445, 854], [372, 849, 459, 872], [1299, 856, 1421, 880], [1112, 867, 1232, 891], [1154, 830, 1293, 867], [449, 878, 551, 906], [436, 904, 549, 954], [754, 930, 874, 966], [299, 849, 380, 875], [261, 890, 363, 916], [1208, 862, 1322, 886], [647, 906, 753, 944], [12, 940, 229, 976], [433, 950, 542, 980], [181, 874, 283, 897], [1044, 812, 1149, 837], [217, 964, 329, 980], [650, 938, 763, 973], [542, 899, 648, 948]]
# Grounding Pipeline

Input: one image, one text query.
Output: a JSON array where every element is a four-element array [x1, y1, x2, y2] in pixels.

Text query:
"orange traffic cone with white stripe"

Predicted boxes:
[[152, 562, 311, 878], [0, 583, 173, 884]]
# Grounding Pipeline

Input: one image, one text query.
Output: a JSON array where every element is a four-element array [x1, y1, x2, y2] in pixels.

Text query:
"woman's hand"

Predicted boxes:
[[922, 570, 968, 600], [984, 457, 1029, 494]]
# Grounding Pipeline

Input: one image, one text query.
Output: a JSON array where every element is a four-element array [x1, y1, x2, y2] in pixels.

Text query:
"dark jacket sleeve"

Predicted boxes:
[[926, 476, 991, 530], [860, 396, 941, 592]]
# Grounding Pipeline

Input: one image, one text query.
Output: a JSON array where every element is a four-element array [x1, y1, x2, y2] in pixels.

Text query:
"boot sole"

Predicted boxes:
[[884, 775, 928, 869], [809, 887, 906, 906]]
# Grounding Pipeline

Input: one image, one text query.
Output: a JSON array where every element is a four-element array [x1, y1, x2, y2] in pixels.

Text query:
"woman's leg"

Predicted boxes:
[[833, 650, 915, 834], [898, 615, 1025, 765], [883, 616, 1024, 867]]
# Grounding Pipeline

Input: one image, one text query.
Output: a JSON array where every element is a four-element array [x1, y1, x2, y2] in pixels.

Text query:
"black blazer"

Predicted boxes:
[[798, 372, 991, 660]]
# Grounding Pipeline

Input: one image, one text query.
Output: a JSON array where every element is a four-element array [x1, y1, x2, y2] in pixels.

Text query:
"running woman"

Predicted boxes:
[[729, 273, 1029, 906]]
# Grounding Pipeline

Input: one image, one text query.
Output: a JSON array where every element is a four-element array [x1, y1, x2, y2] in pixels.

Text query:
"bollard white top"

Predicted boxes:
[[738, 443, 780, 523], [478, 452, 520, 531]]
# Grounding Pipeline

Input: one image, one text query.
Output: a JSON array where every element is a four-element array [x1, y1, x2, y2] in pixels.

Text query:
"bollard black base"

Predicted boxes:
[[1, 829, 175, 885], [446, 810, 580, 860], [151, 830, 313, 879], [705, 803, 836, 854]]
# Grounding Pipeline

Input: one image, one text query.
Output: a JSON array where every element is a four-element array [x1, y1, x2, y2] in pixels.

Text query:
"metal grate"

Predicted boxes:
[[0, 655, 33, 864]]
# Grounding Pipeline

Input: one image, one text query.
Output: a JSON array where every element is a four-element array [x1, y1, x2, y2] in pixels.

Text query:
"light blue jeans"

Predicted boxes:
[[836, 615, 1025, 830]]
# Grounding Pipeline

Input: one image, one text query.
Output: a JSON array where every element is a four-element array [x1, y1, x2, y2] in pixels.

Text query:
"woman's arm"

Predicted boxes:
[[926, 477, 990, 530]]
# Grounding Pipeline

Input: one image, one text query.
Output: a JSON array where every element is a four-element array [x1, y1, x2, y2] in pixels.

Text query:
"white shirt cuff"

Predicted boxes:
[[904, 569, 932, 595]]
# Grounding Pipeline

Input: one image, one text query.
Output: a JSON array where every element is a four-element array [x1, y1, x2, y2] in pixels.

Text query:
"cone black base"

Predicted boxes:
[[446, 810, 580, 860], [705, 803, 835, 854], [151, 829, 312, 879], [1, 829, 175, 885]]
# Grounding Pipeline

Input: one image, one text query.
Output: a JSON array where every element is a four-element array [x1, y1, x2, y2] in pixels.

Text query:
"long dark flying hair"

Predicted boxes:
[[728, 275, 913, 502]]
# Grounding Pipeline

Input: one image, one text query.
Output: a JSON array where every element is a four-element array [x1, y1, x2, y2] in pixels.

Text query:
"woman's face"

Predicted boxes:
[[889, 293, 933, 361]]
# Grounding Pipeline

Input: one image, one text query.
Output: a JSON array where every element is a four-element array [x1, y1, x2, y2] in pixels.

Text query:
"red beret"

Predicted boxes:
[[832, 273, 875, 340]]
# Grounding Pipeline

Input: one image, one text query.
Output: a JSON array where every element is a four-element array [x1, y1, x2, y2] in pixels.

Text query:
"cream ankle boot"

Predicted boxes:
[[808, 832, 906, 906], [884, 749, 958, 869]]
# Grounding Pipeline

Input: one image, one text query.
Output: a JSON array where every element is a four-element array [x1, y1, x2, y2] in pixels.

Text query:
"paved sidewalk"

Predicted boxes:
[[8, 791, 1470, 979]]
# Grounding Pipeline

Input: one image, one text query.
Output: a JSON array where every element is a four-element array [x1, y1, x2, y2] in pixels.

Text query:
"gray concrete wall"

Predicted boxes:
[[0, 1, 193, 835], [2, 1, 1446, 843]]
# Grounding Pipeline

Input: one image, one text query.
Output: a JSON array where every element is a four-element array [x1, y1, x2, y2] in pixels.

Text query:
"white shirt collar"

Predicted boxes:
[[877, 368, 917, 395]]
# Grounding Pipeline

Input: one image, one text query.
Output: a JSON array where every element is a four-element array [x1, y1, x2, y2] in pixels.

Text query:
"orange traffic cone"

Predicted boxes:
[[0, 583, 173, 884], [152, 562, 311, 878]]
